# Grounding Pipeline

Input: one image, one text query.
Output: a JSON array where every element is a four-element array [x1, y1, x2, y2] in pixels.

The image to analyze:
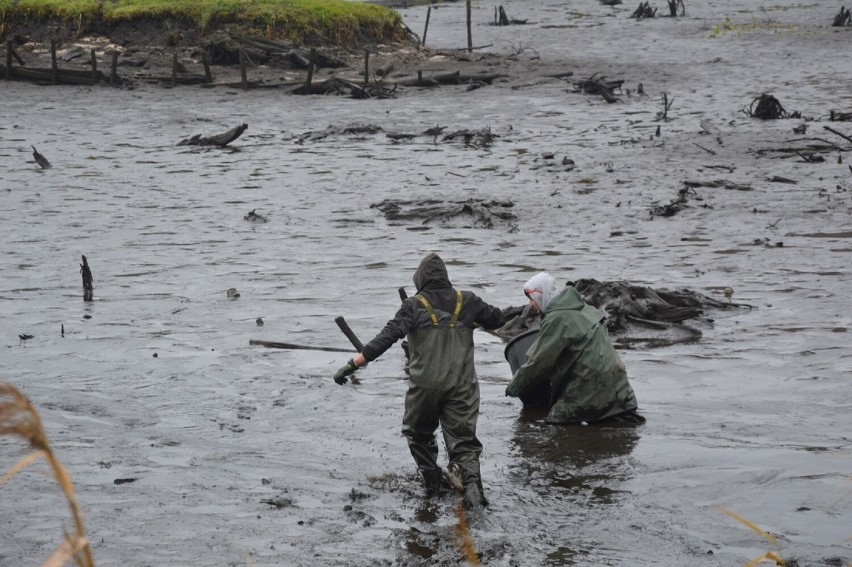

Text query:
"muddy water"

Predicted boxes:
[[1, 1, 851, 565]]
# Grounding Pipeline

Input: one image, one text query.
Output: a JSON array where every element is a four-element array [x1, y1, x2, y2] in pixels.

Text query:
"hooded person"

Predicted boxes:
[[505, 272, 644, 425], [333, 253, 506, 508]]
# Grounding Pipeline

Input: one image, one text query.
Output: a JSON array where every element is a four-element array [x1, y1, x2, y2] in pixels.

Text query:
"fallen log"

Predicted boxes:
[[1, 65, 107, 85], [177, 123, 248, 147], [395, 71, 505, 87]]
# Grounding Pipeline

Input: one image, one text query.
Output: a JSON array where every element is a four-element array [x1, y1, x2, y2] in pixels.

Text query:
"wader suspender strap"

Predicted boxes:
[[415, 291, 464, 328], [416, 294, 440, 327], [449, 290, 463, 328]]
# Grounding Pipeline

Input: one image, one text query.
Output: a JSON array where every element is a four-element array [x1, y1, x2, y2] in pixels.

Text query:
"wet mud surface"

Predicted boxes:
[[2, 1, 851, 565]]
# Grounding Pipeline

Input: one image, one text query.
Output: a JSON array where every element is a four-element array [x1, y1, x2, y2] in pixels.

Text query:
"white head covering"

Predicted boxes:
[[524, 272, 558, 313]]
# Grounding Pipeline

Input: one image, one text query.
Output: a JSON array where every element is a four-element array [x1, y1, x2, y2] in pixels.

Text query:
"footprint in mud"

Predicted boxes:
[[214, 419, 244, 433], [236, 403, 256, 420]]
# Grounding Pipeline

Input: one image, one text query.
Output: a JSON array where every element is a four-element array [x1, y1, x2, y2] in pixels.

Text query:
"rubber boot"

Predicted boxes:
[[421, 469, 446, 498], [462, 480, 488, 510]]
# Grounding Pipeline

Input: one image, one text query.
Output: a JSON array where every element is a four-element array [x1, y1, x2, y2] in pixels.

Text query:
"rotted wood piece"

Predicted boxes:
[[31, 146, 52, 169], [80, 255, 94, 302], [396, 71, 505, 87], [177, 123, 248, 147]]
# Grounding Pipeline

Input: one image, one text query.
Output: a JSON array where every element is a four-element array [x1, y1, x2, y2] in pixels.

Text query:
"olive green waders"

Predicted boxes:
[[403, 292, 485, 503]]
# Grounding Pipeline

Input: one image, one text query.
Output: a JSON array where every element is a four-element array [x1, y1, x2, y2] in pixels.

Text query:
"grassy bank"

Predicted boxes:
[[0, 0, 406, 45]]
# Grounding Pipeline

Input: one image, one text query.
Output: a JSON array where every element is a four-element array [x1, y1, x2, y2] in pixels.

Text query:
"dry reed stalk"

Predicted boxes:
[[715, 505, 784, 566], [0, 382, 95, 567], [453, 502, 480, 566]]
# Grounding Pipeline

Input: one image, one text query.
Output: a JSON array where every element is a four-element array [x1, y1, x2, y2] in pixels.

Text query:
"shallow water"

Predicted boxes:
[[1, 1, 851, 565]]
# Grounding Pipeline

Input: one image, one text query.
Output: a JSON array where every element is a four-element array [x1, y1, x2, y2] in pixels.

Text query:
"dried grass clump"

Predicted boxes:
[[0, 382, 95, 567]]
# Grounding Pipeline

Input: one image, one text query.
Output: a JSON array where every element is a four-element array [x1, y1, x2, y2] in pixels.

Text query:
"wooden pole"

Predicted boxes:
[[90, 49, 98, 85], [5, 41, 12, 80], [202, 51, 212, 83], [422, 6, 431, 47], [363, 50, 369, 87], [80, 255, 94, 302], [466, 0, 473, 53], [239, 49, 247, 89], [50, 39, 58, 85], [110, 51, 118, 83], [305, 48, 315, 93], [417, 70, 422, 86]]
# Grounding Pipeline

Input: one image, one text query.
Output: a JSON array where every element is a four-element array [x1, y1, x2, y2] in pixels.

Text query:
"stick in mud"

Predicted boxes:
[[80, 255, 93, 302], [422, 6, 431, 46], [249, 339, 354, 353]]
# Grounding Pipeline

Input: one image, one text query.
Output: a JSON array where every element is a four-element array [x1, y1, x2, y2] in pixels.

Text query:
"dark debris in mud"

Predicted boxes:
[[370, 198, 518, 230], [744, 93, 801, 120], [631, 1, 657, 19], [494, 279, 748, 348], [177, 123, 248, 147], [832, 7, 852, 26]]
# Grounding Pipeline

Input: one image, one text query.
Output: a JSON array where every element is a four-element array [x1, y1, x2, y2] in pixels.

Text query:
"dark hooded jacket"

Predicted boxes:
[[361, 253, 505, 362]]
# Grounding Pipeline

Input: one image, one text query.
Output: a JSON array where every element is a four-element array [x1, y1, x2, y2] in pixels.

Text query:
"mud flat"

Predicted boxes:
[[1, 1, 851, 566]]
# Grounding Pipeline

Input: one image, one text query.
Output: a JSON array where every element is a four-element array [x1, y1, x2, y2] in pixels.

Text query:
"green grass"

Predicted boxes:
[[1, 0, 405, 45]]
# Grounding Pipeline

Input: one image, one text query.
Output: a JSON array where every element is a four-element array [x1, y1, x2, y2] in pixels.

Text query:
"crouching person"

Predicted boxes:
[[505, 272, 645, 425], [334, 253, 505, 509]]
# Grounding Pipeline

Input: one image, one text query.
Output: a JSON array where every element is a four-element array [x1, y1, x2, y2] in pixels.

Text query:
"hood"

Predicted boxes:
[[547, 285, 586, 312], [413, 253, 452, 293], [523, 272, 559, 312]]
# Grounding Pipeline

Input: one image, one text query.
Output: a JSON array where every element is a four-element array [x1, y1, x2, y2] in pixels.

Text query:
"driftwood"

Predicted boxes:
[[744, 94, 800, 119], [80, 255, 93, 302], [177, 123, 248, 147], [395, 71, 506, 88], [493, 279, 747, 348], [493, 5, 528, 25], [631, 2, 657, 19], [666, 0, 686, 17], [232, 35, 347, 69], [830, 110, 852, 122], [832, 7, 852, 26], [1, 65, 107, 85], [244, 209, 268, 223], [573, 74, 622, 103], [370, 198, 517, 230], [441, 126, 496, 148], [294, 123, 385, 144], [291, 77, 396, 99], [31, 146, 51, 169], [683, 179, 753, 191], [649, 187, 695, 218]]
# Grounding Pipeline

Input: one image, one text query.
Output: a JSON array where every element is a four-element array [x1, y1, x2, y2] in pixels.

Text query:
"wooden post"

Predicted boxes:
[[239, 49, 247, 89], [422, 6, 431, 47], [363, 50, 369, 87], [80, 255, 94, 302], [90, 49, 98, 85], [417, 70, 422, 86], [171, 52, 178, 87], [305, 48, 315, 94], [50, 39, 58, 85], [5, 41, 12, 80], [466, 0, 473, 53], [110, 51, 118, 83], [202, 51, 212, 83]]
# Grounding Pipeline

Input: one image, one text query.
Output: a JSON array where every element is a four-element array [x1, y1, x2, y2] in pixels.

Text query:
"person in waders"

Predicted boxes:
[[333, 253, 505, 509], [505, 272, 645, 425]]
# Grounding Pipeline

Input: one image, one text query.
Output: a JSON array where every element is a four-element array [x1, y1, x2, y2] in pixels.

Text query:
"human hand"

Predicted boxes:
[[334, 359, 358, 385]]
